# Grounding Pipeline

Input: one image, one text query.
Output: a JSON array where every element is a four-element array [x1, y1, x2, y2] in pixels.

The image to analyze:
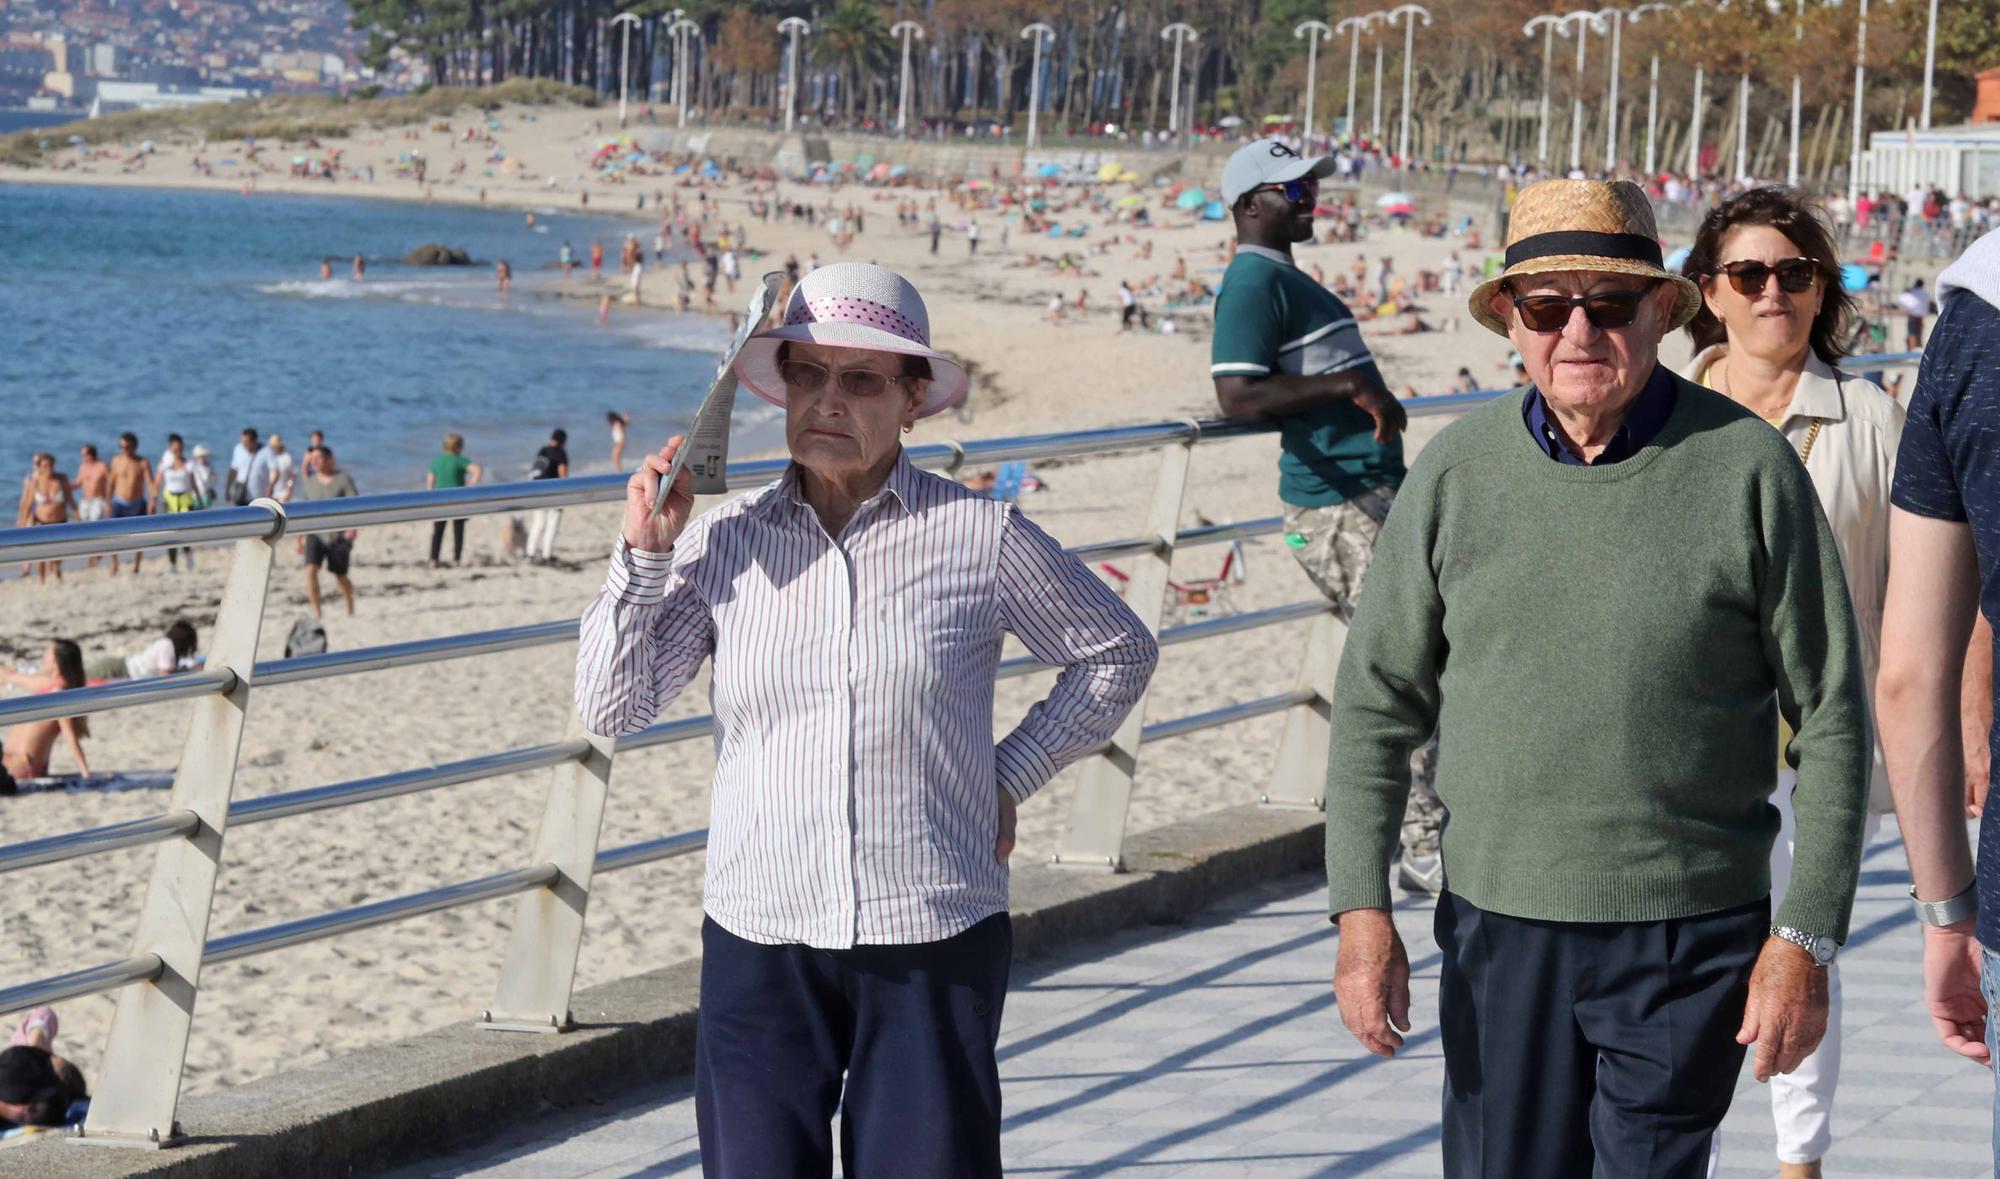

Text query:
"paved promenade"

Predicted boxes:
[[393, 822, 1992, 1178]]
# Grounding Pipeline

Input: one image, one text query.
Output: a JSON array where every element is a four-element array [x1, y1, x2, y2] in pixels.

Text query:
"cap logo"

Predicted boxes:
[[1267, 142, 1302, 160]]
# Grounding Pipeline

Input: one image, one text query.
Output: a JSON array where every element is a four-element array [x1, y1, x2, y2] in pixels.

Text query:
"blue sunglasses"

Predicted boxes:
[[1248, 177, 1319, 205]]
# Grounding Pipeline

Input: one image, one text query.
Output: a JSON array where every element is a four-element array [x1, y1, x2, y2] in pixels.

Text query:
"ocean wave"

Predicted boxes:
[[257, 277, 480, 302]]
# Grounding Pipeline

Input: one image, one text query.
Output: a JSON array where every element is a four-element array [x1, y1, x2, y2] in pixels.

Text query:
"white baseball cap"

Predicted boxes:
[[1219, 138, 1337, 208]]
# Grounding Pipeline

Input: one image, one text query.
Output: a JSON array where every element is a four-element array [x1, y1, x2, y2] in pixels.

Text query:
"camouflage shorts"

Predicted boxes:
[[1285, 492, 1444, 855]]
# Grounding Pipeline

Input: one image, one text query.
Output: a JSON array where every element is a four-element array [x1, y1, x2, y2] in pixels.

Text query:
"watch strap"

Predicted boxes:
[[1770, 924, 1837, 967], [1910, 880, 1979, 928]]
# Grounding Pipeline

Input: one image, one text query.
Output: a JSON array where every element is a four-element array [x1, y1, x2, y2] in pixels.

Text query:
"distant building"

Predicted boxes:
[[94, 79, 253, 112], [1859, 124, 2000, 199], [1974, 68, 2000, 125], [88, 43, 122, 78]]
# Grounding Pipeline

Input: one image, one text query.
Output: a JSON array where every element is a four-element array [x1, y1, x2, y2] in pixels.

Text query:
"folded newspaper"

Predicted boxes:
[[653, 270, 786, 515]]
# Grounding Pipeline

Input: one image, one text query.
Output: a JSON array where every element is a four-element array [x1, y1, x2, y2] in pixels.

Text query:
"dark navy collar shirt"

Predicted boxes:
[[1523, 363, 1680, 465]]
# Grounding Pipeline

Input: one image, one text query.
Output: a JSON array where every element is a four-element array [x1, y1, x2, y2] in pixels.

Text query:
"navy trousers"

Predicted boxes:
[[695, 913, 1011, 1179], [1435, 892, 1768, 1179]]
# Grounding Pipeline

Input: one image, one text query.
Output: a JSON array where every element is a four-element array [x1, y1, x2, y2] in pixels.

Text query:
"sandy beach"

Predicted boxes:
[[0, 104, 1700, 1099]]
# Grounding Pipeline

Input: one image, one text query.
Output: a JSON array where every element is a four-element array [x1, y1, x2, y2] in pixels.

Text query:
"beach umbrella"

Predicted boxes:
[[889, 164, 909, 177], [1218, 115, 1246, 128], [1375, 191, 1415, 209], [1117, 195, 1145, 207], [1174, 188, 1207, 210], [855, 153, 875, 169], [869, 163, 892, 180], [1118, 170, 1142, 183], [1201, 200, 1228, 220], [66, 134, 85, 145], [1841, 263, 1870, 292], [1097, 162, 1122, 181], [1037, 162, 1064, 179]]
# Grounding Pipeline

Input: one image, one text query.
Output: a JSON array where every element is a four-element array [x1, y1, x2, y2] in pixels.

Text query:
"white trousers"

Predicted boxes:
[[527, 508, 562, 560], [1709, 771, 1883, 1170]]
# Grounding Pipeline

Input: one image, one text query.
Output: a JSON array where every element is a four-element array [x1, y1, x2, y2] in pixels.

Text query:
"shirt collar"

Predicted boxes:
[[1688, 343, 1849, 427], [1235, 243, 1295, 267], [763, 447, 918, 522], [1525, 364, 1679, 465]]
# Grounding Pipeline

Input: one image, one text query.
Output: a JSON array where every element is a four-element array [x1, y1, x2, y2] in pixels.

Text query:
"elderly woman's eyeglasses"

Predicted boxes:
[[1509, 286, 1654, 334], [779, 359, 909, 397], [1717, 258, 1820, 296]]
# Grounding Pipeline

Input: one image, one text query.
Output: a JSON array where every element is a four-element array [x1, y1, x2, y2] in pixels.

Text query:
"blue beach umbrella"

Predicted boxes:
[[1841, 263, 1869, 292], [1201, 200, 1227, 221], [1174, 188, 1207, 210], [1036, 163, 1063, 179]]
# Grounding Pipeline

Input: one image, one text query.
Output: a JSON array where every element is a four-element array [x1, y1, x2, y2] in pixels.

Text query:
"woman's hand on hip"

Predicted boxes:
[[624, 436, 694, 554]]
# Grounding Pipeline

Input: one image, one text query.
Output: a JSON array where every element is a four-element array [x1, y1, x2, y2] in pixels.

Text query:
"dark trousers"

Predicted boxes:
[[429, 518, 465, 563], [1436, 891, 1768, 1179], [695, 913, 1011, 1179]]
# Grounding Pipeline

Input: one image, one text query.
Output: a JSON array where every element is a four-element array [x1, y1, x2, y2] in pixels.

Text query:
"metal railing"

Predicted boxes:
[[0, 356, 1923, 1148]]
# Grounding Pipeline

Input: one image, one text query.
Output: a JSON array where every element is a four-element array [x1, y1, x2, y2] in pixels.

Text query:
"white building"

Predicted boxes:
[[94, 80, 252, 111], [1857, 124, 2000, 199]]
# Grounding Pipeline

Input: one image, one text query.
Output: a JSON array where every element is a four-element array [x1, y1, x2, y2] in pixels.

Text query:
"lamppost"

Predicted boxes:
[[1556, 11, 1608, 174], [669, 13, 698, 128], [892, 20, 923, 135], [1920, 0, 1939, 129], [1022, 22, 1054, 149], [610, 11, 641, 128], [1594, 5, 1664, 173], [1387, 6, 1430, 164], [779, 16, 810, 134], [1295, 20, 1332, 146], [1623, 4, 1670, 175], [1334, 14, 1382, 146], [1734, 69, 1751, 180], [1845, 0, 1894, 201], [1162, 22, 1198, 134], [1523, 15, 1571, 167]]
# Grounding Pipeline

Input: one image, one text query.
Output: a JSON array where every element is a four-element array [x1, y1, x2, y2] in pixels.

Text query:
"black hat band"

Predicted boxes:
[[1506, 230, 1663, 270]]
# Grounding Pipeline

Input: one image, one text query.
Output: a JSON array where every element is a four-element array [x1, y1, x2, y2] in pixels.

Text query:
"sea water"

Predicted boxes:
[[0, 183, 773, 489]]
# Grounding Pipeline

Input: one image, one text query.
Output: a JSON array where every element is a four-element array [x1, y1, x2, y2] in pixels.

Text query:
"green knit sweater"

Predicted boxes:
[[1324, 375, 1871, 940]]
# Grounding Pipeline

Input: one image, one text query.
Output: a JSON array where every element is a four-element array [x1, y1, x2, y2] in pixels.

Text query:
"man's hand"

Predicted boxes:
[[994, 786, 1017, 864], [1352, 386, 1408, 443], [1736, 936, 1830, 1081], [1334, 908, 1411, 1057], [1923, 921, 1992, 1066], [623, 437, 694, 554]]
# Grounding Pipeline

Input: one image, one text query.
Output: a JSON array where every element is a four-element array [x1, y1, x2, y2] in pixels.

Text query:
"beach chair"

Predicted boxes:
[[1097, 538, 1248, 624]]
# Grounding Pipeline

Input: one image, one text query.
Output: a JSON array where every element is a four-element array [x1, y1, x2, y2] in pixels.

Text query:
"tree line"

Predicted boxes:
[[348, 0, 2000, 165]]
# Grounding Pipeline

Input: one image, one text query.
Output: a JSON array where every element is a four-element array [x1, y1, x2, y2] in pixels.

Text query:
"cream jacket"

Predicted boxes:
[[1686, 344, 1905, 813]]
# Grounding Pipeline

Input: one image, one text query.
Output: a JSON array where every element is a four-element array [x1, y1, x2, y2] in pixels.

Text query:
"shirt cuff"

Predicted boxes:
[[605, 538, 674, 606], [995, 729, 1060, 805]]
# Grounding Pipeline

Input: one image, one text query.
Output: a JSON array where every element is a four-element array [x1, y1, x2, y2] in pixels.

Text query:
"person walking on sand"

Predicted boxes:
[[525, 429, 569, 564], [150, 434, 200, 573], [424, 434, 483, 568], [247, 434, 296, 503], [1207, 138, 1442, 894], [15, 454, 75, 585], [968, 218, 980, 256], [577, 262, 1156, 1178], [225, 427, 258, 507], [73, 444, 108, 530], [107, 432, 152, 576], [302, 430, 326, 479], [299, 447, 359, 618]]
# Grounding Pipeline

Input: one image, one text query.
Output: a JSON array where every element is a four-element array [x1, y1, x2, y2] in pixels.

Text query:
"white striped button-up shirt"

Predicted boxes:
[[576, 450, 1158, 949]]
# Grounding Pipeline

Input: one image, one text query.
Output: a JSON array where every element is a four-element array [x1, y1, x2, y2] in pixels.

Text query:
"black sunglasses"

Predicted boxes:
[[1509, 284, 1657, 334], [778, 359, 910, 397], [1717, 257, 1820, 297], [1248, 176, 1319, 205]]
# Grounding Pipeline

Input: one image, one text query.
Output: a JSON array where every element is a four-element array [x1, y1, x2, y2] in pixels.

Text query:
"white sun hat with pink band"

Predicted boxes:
[[733, 262, 969, 418]]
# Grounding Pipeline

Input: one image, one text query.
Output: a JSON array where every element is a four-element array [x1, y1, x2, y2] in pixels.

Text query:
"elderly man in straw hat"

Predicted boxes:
[[1322, 179, 1872, 1176], [578, 262, 1157, 1176]]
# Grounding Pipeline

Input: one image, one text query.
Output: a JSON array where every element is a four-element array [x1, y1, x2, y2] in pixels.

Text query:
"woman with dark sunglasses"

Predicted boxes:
[[1682, 186, 1905, 1179]]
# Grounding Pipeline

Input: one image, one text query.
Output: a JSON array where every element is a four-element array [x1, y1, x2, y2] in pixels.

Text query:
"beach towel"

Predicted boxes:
[[9, 771, 176, 796]]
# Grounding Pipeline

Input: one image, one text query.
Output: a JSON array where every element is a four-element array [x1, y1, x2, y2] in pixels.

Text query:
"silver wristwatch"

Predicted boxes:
[[1910, 880, 1979, 928], [1770, 924, 1839, 967]]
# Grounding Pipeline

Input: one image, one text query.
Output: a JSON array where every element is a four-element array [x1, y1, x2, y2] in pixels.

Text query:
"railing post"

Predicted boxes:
[[1049, 424, 1196, 872], [74, 516, 279, 1149], [1260, 609, 1344, 811], [479, 715, 615, 1032]]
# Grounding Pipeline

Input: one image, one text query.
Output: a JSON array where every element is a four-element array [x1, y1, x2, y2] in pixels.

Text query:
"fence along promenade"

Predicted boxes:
[[0, 355, 1921, 1152]]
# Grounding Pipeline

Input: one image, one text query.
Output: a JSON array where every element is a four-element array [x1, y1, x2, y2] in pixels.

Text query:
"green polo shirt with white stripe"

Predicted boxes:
[[1211, 244, 1406, 507]]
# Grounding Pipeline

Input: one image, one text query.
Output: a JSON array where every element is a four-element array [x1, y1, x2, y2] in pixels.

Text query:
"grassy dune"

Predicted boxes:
[[1, 78, 599, 167]]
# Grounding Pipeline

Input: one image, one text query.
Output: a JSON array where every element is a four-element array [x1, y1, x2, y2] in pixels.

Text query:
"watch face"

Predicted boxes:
[[1812, 938, 1837, 965]]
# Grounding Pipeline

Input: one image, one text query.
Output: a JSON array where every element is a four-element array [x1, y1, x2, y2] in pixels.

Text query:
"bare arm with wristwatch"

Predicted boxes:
[[1878, 503, 1991, 1068]]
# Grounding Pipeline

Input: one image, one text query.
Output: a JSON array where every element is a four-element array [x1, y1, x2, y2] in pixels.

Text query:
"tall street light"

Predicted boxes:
[[1163, 22, 1199, 134], [1371, 21, 1387, 142], [1295, 20, 1332, 146], [779, 16, 810, 134], [892, 20, 923, 135], [1844, 0, 1894, 201], [669, 13, 698, 129], [1556, 11, 1608, 174], [1387, 6, 1431, 164], [1624, 4, 1670, 175], [1022, 23, 1055, 149], [610, 11, 641, 128], [1335, 14, 1379, 146], [1734, 69, 1751, 180], [1785, 0, 1834, 184], [1595, 5, 1664, 172], [1920, 0, 1939, 129], [1523, 15, 1571, 167]]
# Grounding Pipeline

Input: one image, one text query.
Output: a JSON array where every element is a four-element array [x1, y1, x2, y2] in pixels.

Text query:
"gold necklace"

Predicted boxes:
[[1716, 355, 1824, 461]]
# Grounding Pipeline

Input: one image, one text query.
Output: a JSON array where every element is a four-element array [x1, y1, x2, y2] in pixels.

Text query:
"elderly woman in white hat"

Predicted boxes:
[[575, 262, 1157, 1177], [1325, 179, 1871, 1177]]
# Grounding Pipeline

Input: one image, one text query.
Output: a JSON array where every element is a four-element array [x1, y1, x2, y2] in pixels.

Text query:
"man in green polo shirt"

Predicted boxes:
[[1210, 137, 1442, 893], [424, 432, 484, 568]]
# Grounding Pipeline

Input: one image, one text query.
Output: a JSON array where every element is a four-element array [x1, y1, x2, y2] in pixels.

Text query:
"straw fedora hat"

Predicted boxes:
[[1468, 179, 1701, 337], [734, 262, 969, 418]]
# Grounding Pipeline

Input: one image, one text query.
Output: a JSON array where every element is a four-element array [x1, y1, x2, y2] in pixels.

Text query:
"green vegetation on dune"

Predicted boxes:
[[0, 78, 599, 168]]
